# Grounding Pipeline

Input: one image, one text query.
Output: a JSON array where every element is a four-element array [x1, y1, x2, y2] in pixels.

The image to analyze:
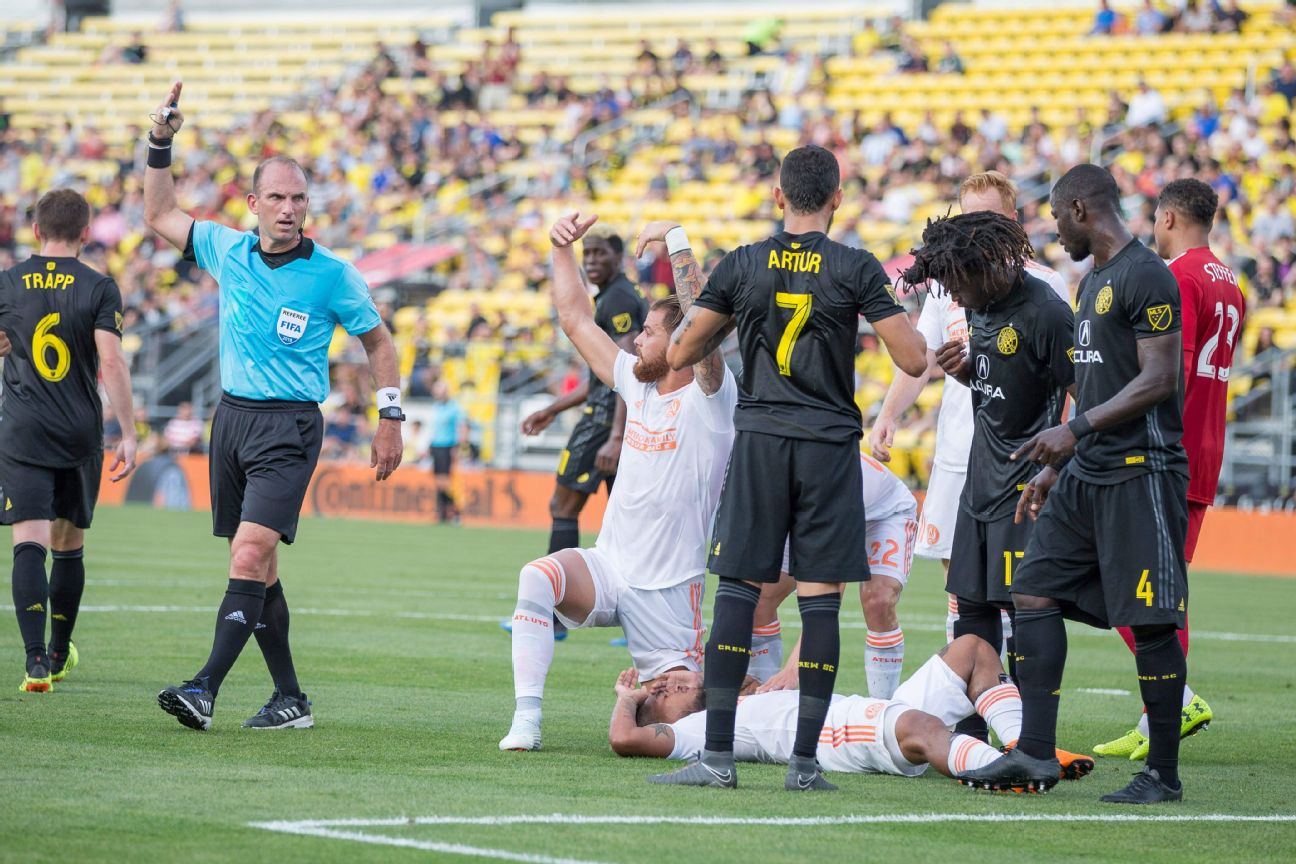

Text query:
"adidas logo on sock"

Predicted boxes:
[[255, 622, 267, 630], [25, 603, 44, 612], [224, 610, 247, 624]]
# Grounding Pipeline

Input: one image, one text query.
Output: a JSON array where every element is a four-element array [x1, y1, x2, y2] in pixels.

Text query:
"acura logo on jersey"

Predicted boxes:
[[976, 354, 989, 380], [276, 307, 310, 345], [1079, 319, 1092, 347]]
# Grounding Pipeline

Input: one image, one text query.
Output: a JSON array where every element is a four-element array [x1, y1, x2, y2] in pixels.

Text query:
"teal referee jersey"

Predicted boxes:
[[185, 221, 381, 403]]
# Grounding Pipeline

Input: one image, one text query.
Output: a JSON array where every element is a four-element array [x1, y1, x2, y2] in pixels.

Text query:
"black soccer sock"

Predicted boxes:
[[793, 592, 842, 759], [548, 517, 579, 554], [194, 578, 266, 697], [1133, 625, 1186, 789], [12, 542, 49, 665], [49, 547, 86, 656], [703, 578, 761, 753], [1012, 605, 1067, 761], [254, 580, 302, 698], [951, 597, 1002, 741]]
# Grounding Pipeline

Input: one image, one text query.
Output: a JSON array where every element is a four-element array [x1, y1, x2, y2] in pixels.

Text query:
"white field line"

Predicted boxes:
[[1076, 688, 1133, 696], [82, 605, 1296, 644], [249, 823, 608, 864]]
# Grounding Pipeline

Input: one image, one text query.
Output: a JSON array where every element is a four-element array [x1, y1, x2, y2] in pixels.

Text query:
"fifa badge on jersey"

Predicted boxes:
[[276, 307, 310, 345], [1146, 304, 1172, 332], [996, 326, 1019, 356], [612, 312, 632, 334], [1095, 284, 1113, 314]]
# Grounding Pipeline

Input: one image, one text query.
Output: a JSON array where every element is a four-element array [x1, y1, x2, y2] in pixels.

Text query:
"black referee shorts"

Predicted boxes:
[[210, 393, 322, 545], [1012, 469, 1188, 629], [556, 412, 614, 495], [946, 508, 1034, 608], [0, 452, 102, 530], [430, 446, 455, 477], [708, 430, 869, 584]]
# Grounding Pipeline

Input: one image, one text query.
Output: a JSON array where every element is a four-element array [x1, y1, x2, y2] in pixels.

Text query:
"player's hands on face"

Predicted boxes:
[[634, 220, 682, 257], [520, 407, 555, 436], [550, 212, 599, 249], [755, 664, 799, 694], [1011, 423, 1077, 467], [594, 436, 621, 476], [1014, 465, 1059, 524], [151, 81, 185, 140], [934, 339, 970, 381], [868, 417, 897, 463], [371, 419, 403, 481], [614, 667, 641, 698], [109, 436, 138, 483]]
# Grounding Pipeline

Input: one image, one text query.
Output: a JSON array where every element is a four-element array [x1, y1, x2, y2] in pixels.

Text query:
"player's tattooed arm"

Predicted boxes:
[[667, 306, 734, 371], [669, 251, 730, 395], [608, 668, 675, 758]]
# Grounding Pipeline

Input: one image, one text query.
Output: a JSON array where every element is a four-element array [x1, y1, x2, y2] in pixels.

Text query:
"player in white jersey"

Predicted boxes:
[[501, 214, 737, 751], [609, 635, 1094, 784], [748, 454, 917, 700], [870, 172, 1069, 650]]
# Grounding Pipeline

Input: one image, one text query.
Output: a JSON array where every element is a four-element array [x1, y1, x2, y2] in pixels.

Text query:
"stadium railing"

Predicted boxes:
[[1221, 345, 1295, 501]]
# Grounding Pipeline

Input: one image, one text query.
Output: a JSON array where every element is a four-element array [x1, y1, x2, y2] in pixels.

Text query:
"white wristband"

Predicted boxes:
[[377, 387, 402, 410], [664, 227, 691, 256]]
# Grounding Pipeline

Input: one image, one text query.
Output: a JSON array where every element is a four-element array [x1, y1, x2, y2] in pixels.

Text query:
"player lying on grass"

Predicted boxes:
[[747, 453, 917, 699], [500, 215, 737, 751], [610, 635, 1093, 785]]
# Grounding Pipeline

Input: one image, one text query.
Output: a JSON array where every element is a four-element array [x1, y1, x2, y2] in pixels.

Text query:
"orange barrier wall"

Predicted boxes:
[[98, 456, 1291, 576]]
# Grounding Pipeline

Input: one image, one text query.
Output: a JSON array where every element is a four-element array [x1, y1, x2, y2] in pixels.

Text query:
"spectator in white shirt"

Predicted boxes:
[[1126, 78, 1167, 127]]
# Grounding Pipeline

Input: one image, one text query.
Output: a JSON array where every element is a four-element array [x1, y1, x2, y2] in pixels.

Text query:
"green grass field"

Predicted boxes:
[[2, 505, 1294, 863]]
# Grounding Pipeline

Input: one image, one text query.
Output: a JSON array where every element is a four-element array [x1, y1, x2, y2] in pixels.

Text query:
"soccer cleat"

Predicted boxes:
[[785, 755, 837, 792], [1129, 695, 1212, 761], [242, 689, 313, 730], [498, 620, 567, 641], [1094, 728, 1147, 759], [957, 747, 1060, 793], [1056, 747, 1095, 780], [499, 712, 542, 751], [1099, 766, 1183, 804], [50, 643, 79, 683], [20, 657, 52, 693], [157, 679, 214, 731], [648, 750, 737, 788]]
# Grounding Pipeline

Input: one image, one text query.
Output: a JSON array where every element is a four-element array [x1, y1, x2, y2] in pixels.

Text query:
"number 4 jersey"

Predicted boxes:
[[1171, 246, 1244, 505], [0, 255, 123, 467]]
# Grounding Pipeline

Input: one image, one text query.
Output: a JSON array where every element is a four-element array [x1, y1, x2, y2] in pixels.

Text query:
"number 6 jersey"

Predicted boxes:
[[0, 255, 123, 467]]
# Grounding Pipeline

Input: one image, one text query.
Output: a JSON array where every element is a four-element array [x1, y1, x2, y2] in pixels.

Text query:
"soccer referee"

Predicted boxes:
[[143, 82, 404, 731]]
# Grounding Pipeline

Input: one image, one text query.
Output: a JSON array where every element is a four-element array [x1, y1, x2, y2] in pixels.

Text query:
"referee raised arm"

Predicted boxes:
[[142, 81, 404, 731]]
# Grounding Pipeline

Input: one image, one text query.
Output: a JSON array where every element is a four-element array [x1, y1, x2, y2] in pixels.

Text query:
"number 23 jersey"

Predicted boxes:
[[0, 255, 123, 467]]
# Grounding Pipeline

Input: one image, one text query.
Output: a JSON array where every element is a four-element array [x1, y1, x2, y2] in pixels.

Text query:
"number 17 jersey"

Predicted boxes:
[[693, 231, 906, 442], [0, 255, 123, 467]]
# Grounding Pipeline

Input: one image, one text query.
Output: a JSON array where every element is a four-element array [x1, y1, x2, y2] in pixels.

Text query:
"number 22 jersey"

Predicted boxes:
[[0, 255, 123, 467]]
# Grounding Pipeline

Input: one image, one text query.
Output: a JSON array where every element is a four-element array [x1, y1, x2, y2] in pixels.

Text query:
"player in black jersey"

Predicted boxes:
[[904, 213, 1075, 695], [0, 189, 136, 692], [957, 165, 1189, 804], [521, 225, 647, 561], [649, 145, 928, 791]]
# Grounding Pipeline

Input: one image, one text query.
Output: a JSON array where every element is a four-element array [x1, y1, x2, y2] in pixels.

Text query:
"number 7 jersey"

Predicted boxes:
[[0, 255, 123, 467]]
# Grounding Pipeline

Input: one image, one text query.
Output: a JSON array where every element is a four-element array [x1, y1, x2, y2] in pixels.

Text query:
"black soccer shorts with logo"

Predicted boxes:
[[556, 411, 615, 495], [946, 507, 1035, 608], [210, 393, 323, 545], [0, 452, 103, 530], [708, 430, 869, 584], [1012, 467, 1189, 629]]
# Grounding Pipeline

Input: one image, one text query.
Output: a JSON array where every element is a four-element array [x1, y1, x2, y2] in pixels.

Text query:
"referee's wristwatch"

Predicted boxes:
[[378, 407, 406, 422]]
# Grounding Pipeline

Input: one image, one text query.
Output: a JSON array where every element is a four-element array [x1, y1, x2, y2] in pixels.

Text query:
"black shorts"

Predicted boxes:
[[210, 393, 322, 545], [556, 412, 614, 495], [0, 452, 102, 529], [430, 446, 454, 476], [1013, 469, 1188, 629], [946, 508, 1034, 608], [708, 431, 868, 584]]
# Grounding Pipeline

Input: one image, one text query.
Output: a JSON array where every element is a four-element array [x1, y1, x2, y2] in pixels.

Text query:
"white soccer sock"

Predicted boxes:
[[865, 628, 905, 699], [749, 620, 783, 683], [510, 557, 565, 709], [974, 682, 1023, 747], [945, 595, 958, 643], [948, 733, 1002, 775], [1136, 684, 1194, 736]]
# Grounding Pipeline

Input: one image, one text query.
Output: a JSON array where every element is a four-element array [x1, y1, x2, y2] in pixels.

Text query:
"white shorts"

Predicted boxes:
[[556, 547, 704, 680], [891, 654, 976, 729], [916, 465, 966, 561], [781, 508, 918, 586], [817, 695, 927, 777]]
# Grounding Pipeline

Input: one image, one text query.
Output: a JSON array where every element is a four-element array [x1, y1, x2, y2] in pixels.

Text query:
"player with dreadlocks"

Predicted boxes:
[[902, 213, 1078, 764]]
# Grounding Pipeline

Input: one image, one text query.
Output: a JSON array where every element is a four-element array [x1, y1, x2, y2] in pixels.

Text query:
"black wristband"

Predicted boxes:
[[147, 145, 172, 169], [1067, 414, 1094, 439]]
